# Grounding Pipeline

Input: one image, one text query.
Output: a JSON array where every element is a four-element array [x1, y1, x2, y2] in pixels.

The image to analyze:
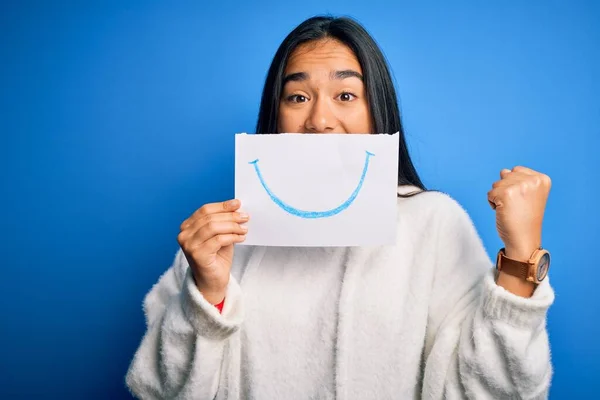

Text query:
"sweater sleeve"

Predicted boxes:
[[125, 249, 244, 399], [421, 197, 554, 400]]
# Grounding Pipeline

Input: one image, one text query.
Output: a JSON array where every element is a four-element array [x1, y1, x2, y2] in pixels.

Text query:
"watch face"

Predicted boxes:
[[537, 253, 551, 281]]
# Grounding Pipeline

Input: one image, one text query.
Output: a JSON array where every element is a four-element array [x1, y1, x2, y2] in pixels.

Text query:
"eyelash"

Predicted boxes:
[[286, 94, 308, 103], [285, 92, 357, 103]]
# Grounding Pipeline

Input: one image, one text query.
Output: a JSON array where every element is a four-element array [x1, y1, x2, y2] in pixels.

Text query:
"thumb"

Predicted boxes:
[[500, 168, 511, 179]]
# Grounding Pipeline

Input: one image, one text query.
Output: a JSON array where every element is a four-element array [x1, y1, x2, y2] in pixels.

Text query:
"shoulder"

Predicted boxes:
[[395, 186, 490, 263], [396, 185, 472, 226], [394, 185, 484, 252]]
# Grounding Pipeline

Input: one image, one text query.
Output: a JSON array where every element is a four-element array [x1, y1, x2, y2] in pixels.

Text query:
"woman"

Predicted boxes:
[[126, 16, 554, 399]]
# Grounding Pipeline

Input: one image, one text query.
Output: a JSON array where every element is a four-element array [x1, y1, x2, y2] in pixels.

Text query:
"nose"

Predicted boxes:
[[304, 97, 337, 133]]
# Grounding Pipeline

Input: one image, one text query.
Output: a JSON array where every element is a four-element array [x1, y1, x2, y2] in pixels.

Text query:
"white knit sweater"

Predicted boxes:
[[125, 187, 554, 399]]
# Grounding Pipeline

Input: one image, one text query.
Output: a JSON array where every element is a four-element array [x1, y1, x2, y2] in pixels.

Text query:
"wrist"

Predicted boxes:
[[504, 244, 540, 262], [191, 273, 227, 305], [198, 289, 227, 306], [496, 270, 536, 298], [496, 245, 541, 298]]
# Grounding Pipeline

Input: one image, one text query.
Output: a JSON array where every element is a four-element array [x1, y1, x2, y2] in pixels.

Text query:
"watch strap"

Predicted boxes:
[[499, 252, 530, 280]]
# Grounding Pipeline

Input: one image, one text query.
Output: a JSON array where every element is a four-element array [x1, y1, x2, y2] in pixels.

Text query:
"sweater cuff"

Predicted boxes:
[[180, 267, 244, 340], [482, 268, 555, 328]]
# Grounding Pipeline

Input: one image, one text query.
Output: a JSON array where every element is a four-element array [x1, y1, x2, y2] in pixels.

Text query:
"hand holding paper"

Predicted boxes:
[[177, 199, 248, 304]]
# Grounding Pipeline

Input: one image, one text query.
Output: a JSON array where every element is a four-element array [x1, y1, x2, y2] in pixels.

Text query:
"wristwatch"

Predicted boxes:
[[495, 247, 551, 284]]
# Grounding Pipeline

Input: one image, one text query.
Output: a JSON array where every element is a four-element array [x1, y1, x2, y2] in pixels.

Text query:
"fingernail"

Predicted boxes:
[[240, 225, 248, 232], [239, 213, 249, 220], [227, 199, 239, 208]]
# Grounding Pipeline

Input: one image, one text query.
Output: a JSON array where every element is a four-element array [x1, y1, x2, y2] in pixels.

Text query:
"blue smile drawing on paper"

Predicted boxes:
[[249, 150, 375, 219]]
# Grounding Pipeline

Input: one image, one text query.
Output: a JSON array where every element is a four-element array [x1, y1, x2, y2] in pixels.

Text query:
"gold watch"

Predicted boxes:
[[495, 247, 551, 284]]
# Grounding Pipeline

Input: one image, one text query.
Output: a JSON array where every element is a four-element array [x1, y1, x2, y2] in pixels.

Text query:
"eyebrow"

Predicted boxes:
[[283, 72, 308, 85], [282, 69, 364, 86], [332, 69, 363, 81]]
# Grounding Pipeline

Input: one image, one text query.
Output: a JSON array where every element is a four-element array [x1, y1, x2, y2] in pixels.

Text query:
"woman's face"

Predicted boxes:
[[277, 39, 373, 134]]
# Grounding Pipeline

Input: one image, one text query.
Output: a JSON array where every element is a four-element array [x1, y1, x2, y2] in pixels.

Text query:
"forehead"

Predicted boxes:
[[285, 39, 363, 74]]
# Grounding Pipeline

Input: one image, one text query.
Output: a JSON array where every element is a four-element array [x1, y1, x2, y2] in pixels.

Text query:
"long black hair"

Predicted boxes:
[[255, 15, 425, 192]]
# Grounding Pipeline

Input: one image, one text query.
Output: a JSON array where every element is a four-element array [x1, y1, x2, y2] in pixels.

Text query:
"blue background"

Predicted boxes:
[[1, 1, 598, 398]]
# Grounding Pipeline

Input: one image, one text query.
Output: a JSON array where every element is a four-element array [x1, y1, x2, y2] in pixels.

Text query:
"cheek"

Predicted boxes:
[[338, 103, 373, 134], [277, 106, 304, 133]]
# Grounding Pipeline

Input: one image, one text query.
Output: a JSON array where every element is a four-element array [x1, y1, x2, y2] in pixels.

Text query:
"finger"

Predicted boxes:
[[181, 199, 242, 230], [492, 172, 517, 188], [187, 212, 249, 232], [492, 176, 518, 189], [511, 165, 537, 176], [494, 168, 533, 188], [178, 213, 248, 244], [487, 188, 504, 210], [194, 221, 249, 243], [195, 199, 242, 219], [492, 178, 506, 189], [199, 234, 246, 257]]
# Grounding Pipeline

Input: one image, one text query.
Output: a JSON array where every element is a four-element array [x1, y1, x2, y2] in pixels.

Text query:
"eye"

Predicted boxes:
[[286, 94, 308, 103], [338, 92, 357, 102]]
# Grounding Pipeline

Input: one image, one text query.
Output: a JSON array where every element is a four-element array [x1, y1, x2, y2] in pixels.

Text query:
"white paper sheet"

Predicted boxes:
[[234, 133, 399, 247]]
